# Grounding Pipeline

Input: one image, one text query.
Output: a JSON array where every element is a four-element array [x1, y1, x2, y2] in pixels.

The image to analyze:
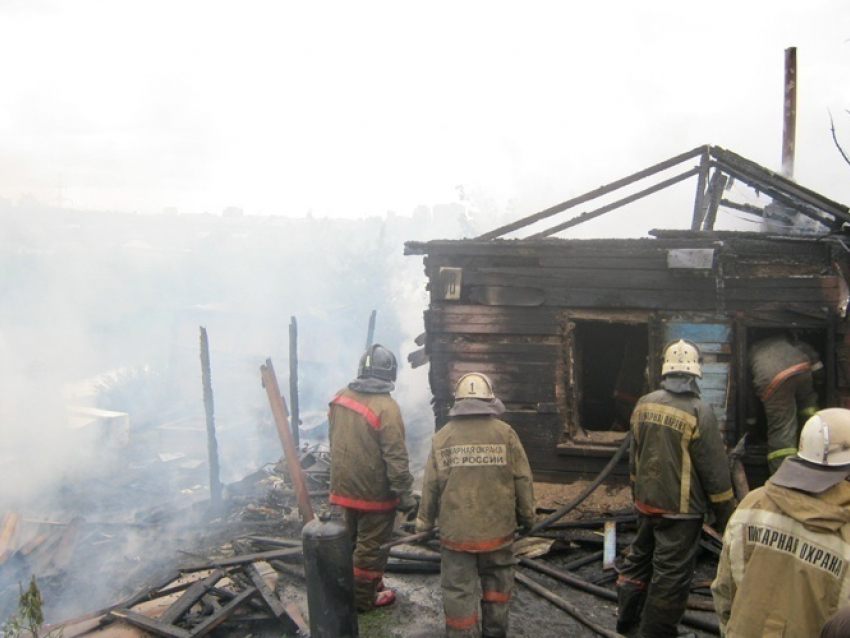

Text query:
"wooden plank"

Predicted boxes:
[[283, 603, 310, 636], [107, 610, 192, 638], [158, 570, 224, 626], [722, 288, 837, 302], [661, 322, 731, 343], [183, 547, 302, 572], [469, 286, 546, 306], [428, 321, 560, 336], [245, 563, 286, 619], [724, 276, 838, 289], [701, 389, 728, 408], [429, 341, 559, 363], [546, 288, 718, 310], [464, 270, 718, 291], [427, 305, 557, 320], [189, 586, 257, 637], [539, 255, 670, 269], [433, 384, 556, 403], [448, 361, 555, 376], [425, 254, 543, 268], [47, 516, 84, 571]]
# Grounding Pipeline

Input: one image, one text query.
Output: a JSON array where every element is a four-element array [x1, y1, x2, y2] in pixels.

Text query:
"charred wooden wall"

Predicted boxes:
[[407, 232, 850, 481]]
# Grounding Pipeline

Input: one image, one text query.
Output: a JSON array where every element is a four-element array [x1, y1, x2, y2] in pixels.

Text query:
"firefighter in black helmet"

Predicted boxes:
[[327, 344, 415, 611]]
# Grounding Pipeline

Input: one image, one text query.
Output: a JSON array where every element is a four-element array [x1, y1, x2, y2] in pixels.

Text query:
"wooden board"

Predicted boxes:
[[469, 286, 546, 306]]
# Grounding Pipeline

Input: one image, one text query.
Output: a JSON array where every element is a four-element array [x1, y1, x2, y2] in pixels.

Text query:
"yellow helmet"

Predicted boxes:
[[661, 339, 702, 378], [455, 372, 495, 400]]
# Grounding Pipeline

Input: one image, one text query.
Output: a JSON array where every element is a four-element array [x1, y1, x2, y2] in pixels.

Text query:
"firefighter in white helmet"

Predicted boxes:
[[713, 408, 850, 636], [616, 339, 736, 638], [415, 372, 535, 637]]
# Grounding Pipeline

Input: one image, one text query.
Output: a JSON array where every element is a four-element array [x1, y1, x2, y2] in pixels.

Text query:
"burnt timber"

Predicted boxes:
[[405, 144, 850, 483]]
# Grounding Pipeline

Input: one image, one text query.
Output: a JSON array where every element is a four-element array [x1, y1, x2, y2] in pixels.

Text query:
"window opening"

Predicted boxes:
[[574, 322, 649, 433]]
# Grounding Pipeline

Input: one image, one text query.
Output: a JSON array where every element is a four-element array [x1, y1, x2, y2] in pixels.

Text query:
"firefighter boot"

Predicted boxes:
[[616, 579, 647, 635]]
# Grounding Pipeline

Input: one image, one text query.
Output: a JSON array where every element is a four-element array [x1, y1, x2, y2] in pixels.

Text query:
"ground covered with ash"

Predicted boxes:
[[0, 451, 724, 637]]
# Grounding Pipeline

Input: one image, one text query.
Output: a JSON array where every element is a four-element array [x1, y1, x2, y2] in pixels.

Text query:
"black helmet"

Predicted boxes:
[[358, 344, 397, 382]]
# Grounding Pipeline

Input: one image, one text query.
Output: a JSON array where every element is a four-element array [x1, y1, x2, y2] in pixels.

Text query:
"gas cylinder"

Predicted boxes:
[[302, 512, 358, 637]]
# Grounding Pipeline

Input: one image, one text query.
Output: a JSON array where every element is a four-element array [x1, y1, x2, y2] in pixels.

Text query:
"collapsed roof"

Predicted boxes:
[[471, 145, 850, 240]]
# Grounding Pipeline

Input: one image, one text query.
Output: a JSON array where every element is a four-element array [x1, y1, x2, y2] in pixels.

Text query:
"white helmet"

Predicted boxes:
[[661, 339, 702, 378], [455, 372, 495, 400], [797, 408, 850, 467]]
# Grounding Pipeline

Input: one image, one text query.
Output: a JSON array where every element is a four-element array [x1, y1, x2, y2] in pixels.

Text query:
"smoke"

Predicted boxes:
[[0, 198, 476, 620]]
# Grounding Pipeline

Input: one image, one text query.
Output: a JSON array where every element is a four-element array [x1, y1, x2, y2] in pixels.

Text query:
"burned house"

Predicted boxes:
[[405, 145, 850, 484]]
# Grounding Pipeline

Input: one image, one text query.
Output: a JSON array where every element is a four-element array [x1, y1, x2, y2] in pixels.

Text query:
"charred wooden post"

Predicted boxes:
[[260, 358, 315, 524], [701, 169, 728, 231], [199, 327, 223, 513], [691, 146, 711, 230], [289, 316, 301, 447], [782, 47, 797, 179], [365, 309, 377, 349]]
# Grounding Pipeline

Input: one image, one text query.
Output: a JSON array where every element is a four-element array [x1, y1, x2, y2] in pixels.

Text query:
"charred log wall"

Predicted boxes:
[[408, 234, 849, 479]]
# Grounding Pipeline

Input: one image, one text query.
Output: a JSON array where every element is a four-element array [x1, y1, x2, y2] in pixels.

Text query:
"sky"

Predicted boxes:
[[1, 1, 849, 223]]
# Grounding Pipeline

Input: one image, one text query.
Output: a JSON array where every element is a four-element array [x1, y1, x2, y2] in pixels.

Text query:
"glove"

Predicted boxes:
[[396, 490, 419, 516], [516, 521, 534, 537], [414, 519, 433, 535]]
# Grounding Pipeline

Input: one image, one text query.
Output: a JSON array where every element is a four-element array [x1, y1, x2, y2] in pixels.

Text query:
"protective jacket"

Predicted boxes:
[[328, 386, 413, 511], [630, 376, 734, 517], [416, 402, 535, 552], [749, 335, 821, 404], [712, 480, 850, 637]]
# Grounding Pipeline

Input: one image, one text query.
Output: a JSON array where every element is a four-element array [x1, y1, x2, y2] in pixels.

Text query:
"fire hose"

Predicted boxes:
[[515, 571, 624, 638], [519, 557, 720, 634]]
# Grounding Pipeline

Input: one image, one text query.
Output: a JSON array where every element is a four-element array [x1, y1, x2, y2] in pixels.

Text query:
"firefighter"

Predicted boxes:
[[327, 344, 416, 611], [748, 332, 823, 474], [712, 408, 850, 636], [415, 372, 535, 637], [616, 339, 736, 638]]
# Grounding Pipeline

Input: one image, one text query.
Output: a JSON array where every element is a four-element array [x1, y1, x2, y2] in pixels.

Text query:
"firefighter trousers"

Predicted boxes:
[[616, 515, 702, 638], [764, 372, 817, 474], [343, 507, 396, 611], [440, 545, 515, 638]]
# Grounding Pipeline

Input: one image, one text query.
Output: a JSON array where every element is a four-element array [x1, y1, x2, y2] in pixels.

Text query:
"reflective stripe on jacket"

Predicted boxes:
[[328, 387, 413, 512], [630, 386, 733, 516], [712, 481, 850, 637], [417, 415, 534, 552]]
